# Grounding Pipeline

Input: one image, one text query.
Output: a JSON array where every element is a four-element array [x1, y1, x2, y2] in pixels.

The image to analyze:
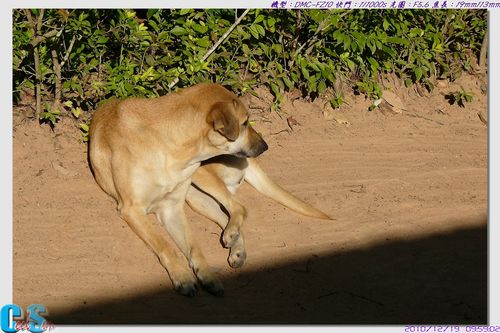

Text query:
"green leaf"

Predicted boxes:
[[301, 66, 310, 79], [283, 77, 294, 90], [318, 80, 327, 94], [255, 24, 265, 37], [242, 44, 251, 54], [248, 26, 259, 39], [80, 123, 89, 132], [309, 63, 320, 72], [308, 76, 317, 92], [346, 59, 355, 71], [157, 31, 170, 41], [387, 37, 410, 46], [255, 15, 265, 23], [147, 9, 159, 19], [171, 26, 187, 36], [367, 39, 376, 54], [381, 45, 396, 58], [383, 19, 390, 31], [299, 58, 308, 69], [72, 107, 82, 118], [272, 43, 282, 54], [368, 57, 379, 72], [196, 37, 210, 47], [275, 77, 285, 90], [352, 31, 366, 51], [332, 29, 343, 43], [179, 9, 192, 15], [96, 35, 109, 44], [192, 23, 208, 33], [409, 28, 424, 37], [414, 67, 423, 81], [270, 82, 280, 96], [275, 61, 283, 73], [343, 35, 351, 51]]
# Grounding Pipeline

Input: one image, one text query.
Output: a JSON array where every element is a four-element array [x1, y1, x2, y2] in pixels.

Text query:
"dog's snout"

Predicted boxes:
[[260, 140, 268, 154], [235, 138, 268, 158], [236, 126, 268, 158], [248, 138, 268, 157]]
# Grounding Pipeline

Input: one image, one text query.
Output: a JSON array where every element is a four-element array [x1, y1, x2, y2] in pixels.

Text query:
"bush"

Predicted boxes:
[[12, 9, 487, 125]]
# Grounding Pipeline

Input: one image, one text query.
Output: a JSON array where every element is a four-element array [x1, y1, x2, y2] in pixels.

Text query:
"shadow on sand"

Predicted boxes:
[[48, 219, 487, 325]]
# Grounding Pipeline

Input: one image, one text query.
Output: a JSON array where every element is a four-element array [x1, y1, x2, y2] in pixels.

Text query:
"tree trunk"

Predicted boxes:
[[479, 28, 488, 72], [33, 46, 42, 118], [51, 49, 62, 104]]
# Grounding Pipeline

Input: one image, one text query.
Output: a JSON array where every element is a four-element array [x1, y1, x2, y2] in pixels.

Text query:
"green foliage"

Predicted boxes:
[[445, 87, 474, 107], [330, 93, 344, 109], [80, 123, 90, 142], [13, 9, 486, 127], [39, 103, 61, 126]]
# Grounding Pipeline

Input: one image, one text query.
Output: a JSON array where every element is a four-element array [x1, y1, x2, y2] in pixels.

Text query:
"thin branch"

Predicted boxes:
[[201, 8, 250, 62], [222, 45, 241, 81], [51, 49, 62, 103], [23, 9, 33, 26], [31, 29, 58, 47], [36, 9, 45, 32], [295, 21, 329, 56], [168, 8, 251, 89], [60, 35, 76, 68], [289, 11, 349, 68], [479, 27, 488, 72], [24, 9, 45, 118], [33, 46, 42, 118]]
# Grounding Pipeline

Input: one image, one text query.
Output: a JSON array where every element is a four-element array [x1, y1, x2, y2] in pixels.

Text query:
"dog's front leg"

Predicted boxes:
[[155, 180, 224, 297], [191, 168, 247, 249], [119, 204, 199, 297], [186, 185, 247, 268]]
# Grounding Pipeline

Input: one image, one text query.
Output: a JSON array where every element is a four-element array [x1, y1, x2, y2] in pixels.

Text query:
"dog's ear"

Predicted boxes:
[[207, 101, 239, 141]]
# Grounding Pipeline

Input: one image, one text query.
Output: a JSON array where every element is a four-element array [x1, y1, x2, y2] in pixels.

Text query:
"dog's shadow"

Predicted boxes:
[[46, 216, 487, 325]]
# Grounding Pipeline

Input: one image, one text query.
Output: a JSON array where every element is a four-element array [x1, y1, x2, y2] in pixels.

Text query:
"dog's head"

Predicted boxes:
[[206, 98, 268, 158]]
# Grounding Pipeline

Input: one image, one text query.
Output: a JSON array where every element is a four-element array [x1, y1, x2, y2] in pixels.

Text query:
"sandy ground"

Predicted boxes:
[[13, 74, 487, 324]]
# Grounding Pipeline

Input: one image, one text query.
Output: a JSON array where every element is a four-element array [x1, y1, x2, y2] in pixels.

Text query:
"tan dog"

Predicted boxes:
[[186, 155, 332, 268], [89, 83, 268, 297]]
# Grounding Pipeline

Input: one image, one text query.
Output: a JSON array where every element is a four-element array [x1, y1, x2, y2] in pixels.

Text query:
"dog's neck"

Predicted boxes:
[[187, 147, 225, 166]]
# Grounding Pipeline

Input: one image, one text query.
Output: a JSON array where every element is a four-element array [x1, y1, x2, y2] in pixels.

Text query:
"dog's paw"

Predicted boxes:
[[195, 269, 224, 297], [160, 254, 198, 296], [173, 279, 198, 297], [228, 245, 247, 268], [222, 226, 240, 248], [201, 279, 224, 297]]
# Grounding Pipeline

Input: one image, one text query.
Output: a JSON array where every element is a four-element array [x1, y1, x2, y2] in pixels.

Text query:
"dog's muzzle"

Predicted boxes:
[[236, 139, 268, 158], [253, 140, 268, 156]]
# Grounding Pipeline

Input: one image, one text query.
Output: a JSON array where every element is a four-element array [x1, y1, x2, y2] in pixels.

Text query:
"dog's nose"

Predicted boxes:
[[254, 140, 268, 156], [262, 141, 268, 152], [242, 140, 268, 158]]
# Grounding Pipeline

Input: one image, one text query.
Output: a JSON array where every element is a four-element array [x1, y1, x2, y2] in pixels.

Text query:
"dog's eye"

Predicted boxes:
[[242, 119, 249, 127]]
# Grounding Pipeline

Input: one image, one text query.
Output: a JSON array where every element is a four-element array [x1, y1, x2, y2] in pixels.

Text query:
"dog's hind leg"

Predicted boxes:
[[191, 167, 247, 249], [186, 185, 246, 268], [155, 179, 225, 296]]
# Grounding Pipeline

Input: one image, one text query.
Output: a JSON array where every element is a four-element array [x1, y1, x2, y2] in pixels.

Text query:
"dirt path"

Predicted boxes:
[[13, 74, 487, 324]]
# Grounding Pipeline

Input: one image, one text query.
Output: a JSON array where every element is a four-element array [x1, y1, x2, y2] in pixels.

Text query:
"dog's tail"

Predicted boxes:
[[244, 159, 333, 220]]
